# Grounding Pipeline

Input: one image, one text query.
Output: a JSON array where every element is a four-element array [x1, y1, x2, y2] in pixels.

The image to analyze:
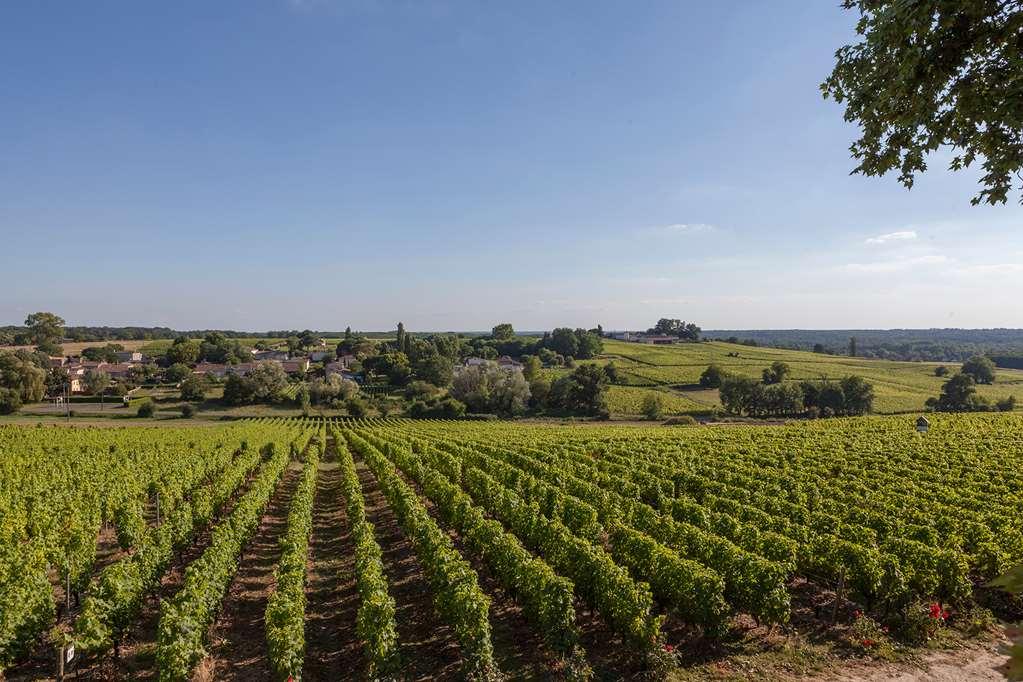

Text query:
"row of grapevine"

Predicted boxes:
[[0, 420, 295, 672], [343, 430, 498, 679], [74, 441, 264, 656], [363, 430, 581, 654], [331, 427, 400, 678], [265, 430, 324, 681], [155, 432, 300, 681]]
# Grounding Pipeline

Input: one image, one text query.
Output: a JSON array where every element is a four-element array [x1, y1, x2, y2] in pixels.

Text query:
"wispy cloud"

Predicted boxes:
[[865, 230, 917, 245], [841, 254, 949, 274], [657, 223, 717, 235]]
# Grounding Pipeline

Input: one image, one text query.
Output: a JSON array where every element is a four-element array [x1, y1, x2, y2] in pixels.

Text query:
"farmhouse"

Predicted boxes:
[[251, 350, 289, 362], [497, 355, 524, 370], [308, 350, 333, 362], [193, 362, 231, 378], [637, 335, 677, 345], [281, 358, 310, 374], [103, 363, 134, 379], [114, 351, 144, 363]]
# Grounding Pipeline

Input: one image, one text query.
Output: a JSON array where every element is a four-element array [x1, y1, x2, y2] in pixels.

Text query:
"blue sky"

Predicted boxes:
[[2, 1, 1020, 331]]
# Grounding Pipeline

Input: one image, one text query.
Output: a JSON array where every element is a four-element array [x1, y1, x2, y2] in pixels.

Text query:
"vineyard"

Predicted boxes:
[[1, 414, 1021, 680]]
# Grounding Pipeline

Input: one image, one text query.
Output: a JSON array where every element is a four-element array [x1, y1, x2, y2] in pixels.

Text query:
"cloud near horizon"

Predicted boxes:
[[865, 230, 918, 245], [841, 254, 948, 274]]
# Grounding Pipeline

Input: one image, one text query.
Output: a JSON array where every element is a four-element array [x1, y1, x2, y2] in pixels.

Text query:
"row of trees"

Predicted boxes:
[[648, 318, 701, 341], [719, 375, 874, 418], [699, 362, 873, 418]]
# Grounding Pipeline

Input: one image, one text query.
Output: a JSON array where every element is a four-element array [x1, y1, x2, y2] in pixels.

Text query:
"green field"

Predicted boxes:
[[593, 339, 1023, 415]]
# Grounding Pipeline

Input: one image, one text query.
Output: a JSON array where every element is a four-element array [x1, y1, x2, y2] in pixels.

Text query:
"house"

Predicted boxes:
[[251, 350, 289, 362], [281, 358, 310, 374], [81, 360, 108, 370], [609, 331, 635, 341], [496, 355, 524, 371], [103, 363, 134, 379], [336, 353, 356, 369], [464, 357, 488, 368], [637, 335, 677, 345], [66, 375, 83, 394], [309, 350, 333, 362], [194, 362, 231, 378], [49, 356, 67, 368], [114, 351, 143, 363]]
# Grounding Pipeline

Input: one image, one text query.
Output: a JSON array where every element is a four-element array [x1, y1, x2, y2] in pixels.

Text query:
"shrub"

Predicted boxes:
[[663, 415, 697, 426], [179, 375, 208, 402], [996, 395, 1017, 412], [699, 364, 727, 388], [136, 400, 156, 418], [0, 387, 22, 415], [641, 393, 664, 421], [180, 404, 196, 419]]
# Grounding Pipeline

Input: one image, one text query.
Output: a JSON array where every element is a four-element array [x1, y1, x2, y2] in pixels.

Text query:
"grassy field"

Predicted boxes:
[[593, 339, 1023, 416]]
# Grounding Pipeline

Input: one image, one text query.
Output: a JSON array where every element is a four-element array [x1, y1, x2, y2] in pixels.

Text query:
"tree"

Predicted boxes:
[[222, 373, 255, 405], [395, 322, 406, 353], [450, 362, 531, 415], [840, 375, 875, 415], [136, 400, 156, 418], [414, 353, 453, 387], [699, 364, 727, 388], [247, 362, 289, 401], [762, 361, 791, 385], [719, 377, 759, 415], [0, 387, 22, 415], [547, 328, 580, 358], [849, 337, 857, 358], [83, 369, 110, 396], [641, 393, 664, 421], [996, 395, 1017, 412], [813, 343, 826, 354], [522, 355, 542, 383], [25, 312, 65, 355], [491, 323, 514, 340], [179, 375, 208, 402], [823, 1, 1023, 205], [166, 338, 201, 365], [557, 364, 609, 416], [962, 355, 996, 384], [165, 363, 192, 383], [931, 372, 990, 412], [346, 397, 369, 418], [935, 365, 950, 377], [299, 329, 320, 351], [286, 336, 301, 354], [82, 343, 124, 362], [0, 351, 47, 402]]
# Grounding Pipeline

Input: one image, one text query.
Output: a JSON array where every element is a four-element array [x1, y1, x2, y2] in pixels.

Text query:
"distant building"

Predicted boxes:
[[464, 357, 488, 368], [251, 350, 289, 362], [496, 355, 524, 370], [114, 351, 143, 363], [49, 356, 68, 368], [193, 362, 231, 378], [637, 335, 677, 345], [309, 350, 333, 362], [103, 363, 134, 379], [281, 358, 310, 374]]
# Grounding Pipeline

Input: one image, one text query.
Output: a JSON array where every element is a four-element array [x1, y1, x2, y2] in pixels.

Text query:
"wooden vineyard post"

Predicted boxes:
[[831, 569, 846, 625]]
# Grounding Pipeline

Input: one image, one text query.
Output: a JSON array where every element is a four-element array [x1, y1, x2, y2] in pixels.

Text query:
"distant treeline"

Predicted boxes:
[[706, 328, 1023, 363], [0, 326, 374, 344]]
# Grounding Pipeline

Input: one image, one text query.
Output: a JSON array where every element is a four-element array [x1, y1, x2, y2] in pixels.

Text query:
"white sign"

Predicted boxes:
[[65, 644, 75, 664]]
